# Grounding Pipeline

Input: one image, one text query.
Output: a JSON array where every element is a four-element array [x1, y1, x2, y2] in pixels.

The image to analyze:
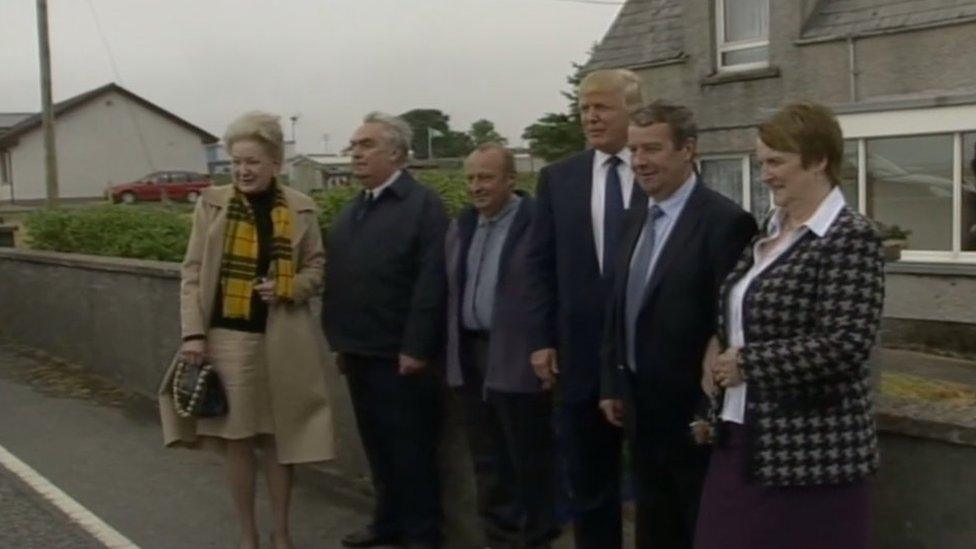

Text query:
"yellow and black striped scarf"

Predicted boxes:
[[218, 185, 295, 319]]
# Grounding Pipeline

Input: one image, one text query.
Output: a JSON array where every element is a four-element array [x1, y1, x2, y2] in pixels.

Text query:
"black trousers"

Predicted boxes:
[[626, 375, 709, 549], [631, 442, 707, 549], [556, 398, 623, 549], [458, 332, 559, 547], [344, 353, 442, 543]]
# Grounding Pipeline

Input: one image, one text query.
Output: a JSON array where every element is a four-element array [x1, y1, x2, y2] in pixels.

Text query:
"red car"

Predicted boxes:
[[108, 170, 212, 204]]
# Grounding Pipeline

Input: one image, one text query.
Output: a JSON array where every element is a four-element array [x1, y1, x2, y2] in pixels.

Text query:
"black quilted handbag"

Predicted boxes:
[[172, 356, 228, 418]]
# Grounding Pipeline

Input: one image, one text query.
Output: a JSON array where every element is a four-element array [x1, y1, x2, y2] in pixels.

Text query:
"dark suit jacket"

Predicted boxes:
[[445, 195, 543, 393], [322, 170, 448, 360], [526, 150, 648, 402], [601, 180, 757, 455]]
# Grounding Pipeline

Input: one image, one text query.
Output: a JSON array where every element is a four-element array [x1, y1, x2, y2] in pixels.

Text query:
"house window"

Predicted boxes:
[[840, 140, 859, 207], [716, 0, 769, 71], [0, 150, 9, 185], [700, 157, 743, 206], [867, 134, 954, 251], [836, 107, 976, 262], [749, 155, 771, 219], [700, 155, 770, 220], [961, 132, 976, 251]]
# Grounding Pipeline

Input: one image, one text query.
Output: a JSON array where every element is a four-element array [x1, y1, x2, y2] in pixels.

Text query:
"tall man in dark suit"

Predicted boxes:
[[323, 112, 448, 549], [599, 101, 757, 549], [525, 69, 647, 548], [446, 143, 559, 548]]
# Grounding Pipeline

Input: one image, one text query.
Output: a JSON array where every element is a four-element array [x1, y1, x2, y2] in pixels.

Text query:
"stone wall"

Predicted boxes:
[[3, 248, 975, 547], [0, 248, 479, 546]]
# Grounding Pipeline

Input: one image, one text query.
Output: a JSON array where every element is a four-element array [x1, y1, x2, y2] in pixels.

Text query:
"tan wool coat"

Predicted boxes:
[[158, 184, 335, 464]]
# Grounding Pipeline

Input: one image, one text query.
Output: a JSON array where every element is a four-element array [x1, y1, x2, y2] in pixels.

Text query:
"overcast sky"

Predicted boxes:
[[1, 0, 622, 153]]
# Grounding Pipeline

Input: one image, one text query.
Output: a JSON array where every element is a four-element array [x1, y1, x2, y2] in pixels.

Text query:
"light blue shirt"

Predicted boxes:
[[629, 172, 698, 286], [462, 195, 522, 330]]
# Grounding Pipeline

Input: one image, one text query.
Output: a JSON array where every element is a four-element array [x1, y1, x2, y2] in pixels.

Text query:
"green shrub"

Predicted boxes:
[[25, 169, 540, 261], [26, 205, 191, 262], [313, 169, 538, 235]]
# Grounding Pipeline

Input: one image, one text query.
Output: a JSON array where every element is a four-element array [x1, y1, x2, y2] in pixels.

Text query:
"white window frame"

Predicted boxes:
[[715, 0, 770, 72], [837, 104, 976, 264]]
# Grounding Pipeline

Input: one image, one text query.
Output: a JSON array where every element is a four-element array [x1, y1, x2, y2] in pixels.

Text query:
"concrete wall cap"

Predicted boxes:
[[0, 248, 179, 279]]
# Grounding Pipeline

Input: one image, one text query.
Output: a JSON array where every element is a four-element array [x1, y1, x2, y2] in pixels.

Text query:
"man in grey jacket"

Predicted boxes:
[[446, 143, 558, 548]]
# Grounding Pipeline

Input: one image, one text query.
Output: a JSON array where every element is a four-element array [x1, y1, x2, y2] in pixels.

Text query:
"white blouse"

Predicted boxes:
[[721, 187, 846, 423]]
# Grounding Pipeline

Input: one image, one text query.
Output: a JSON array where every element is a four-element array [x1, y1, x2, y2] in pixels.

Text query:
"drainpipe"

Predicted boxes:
[[848, 35, 859, 102]]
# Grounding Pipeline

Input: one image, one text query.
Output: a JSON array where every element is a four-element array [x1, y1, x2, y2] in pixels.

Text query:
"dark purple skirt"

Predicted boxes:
[[694, 422, 871, 549]]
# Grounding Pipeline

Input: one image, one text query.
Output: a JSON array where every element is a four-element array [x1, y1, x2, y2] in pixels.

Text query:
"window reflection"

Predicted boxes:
[[840, 140, 858, 208], [749, 155, 771, 222], [700, 159, 743, 206], [963, 132, 976, 252], [867, 134, 953, 251]]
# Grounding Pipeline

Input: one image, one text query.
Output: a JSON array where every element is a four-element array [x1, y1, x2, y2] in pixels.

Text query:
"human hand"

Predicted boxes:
[[254, 278, 278, 304], [179, 339, 207, 365], [690, 419, 715, 445], [398, 354, 427, 375], [599, 399, 624, 428], [530, 348, 558, 390], [701, 338, 720, 397], [714, 347, 744, 389]]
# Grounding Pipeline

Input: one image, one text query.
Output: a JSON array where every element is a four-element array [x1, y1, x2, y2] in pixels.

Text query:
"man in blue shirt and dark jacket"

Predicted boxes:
[[446, 143, 559, 548]]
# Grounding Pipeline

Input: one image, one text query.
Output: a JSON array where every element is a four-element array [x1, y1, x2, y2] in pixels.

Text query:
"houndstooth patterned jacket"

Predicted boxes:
[[714, 206, 885, 487]]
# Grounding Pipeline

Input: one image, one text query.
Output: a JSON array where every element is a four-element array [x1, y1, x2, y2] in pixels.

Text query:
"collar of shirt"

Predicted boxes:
[[648, 171, 697, 219], [767, 186, 845, 238], [593, 147, 633, 171], [477, 194, 521, 227], [369, 169, 402, 200]]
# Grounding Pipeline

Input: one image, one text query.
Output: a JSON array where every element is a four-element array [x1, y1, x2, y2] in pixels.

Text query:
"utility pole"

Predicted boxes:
[[36, 0, 59, 208], [289, 114, 299, 143]]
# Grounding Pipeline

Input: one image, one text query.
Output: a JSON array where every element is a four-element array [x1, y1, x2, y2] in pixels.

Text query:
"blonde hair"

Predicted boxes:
[[223, 111, 284, 163], [758, 102, 844, 186], [579, 69, 643, 110]]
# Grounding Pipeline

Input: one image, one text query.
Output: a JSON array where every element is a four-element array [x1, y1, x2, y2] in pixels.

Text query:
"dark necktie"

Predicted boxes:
[[355, 190, 373, 221], [625, 205, 664, 370], [603, 155, 624, 277]]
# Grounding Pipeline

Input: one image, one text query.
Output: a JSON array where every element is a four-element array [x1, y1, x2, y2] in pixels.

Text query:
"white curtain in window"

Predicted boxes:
[[724, 0, 769, 43]]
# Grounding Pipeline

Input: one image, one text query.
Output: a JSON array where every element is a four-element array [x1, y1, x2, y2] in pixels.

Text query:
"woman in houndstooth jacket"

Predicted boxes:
[[693, 102, 885, 549]]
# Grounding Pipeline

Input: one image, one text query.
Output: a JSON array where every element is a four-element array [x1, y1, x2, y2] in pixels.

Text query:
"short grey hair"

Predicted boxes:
[[223, 111, 284, 163], [363, 111, 412, 161]]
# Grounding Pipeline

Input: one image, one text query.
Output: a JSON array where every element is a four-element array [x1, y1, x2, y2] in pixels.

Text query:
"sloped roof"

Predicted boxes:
[[803, 0, 976, 40], [0, 83, 218, 148], [0, 113, 33, 131], [585, 0, 684, 72]]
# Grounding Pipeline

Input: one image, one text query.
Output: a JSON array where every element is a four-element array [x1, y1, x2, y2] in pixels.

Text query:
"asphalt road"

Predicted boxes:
[[0, 342, 371, 549]]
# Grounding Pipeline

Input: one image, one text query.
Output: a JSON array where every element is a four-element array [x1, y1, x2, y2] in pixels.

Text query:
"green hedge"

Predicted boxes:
[[25, 170, 538, 261], [26, 205, 192, 262], [314, 169, 536, 235]]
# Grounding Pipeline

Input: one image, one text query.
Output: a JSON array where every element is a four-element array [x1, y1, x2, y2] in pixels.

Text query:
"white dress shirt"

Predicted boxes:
[[722, 186, 847, 423], [591, 148, 635, 273]]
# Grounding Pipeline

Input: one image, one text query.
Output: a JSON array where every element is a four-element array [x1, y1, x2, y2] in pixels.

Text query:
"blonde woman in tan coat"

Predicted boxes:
[[159, 112, 334, 549]]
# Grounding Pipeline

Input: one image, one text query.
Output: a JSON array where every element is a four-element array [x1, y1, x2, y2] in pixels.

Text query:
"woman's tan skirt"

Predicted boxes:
[[195, 328, 276, 440]]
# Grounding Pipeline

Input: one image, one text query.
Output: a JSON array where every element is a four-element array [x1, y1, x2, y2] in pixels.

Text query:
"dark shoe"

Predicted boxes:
[[401, 543, 439, 549], [341, 527, 400, 547]]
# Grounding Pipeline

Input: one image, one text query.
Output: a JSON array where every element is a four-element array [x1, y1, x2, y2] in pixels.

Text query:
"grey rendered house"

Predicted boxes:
[[586, 0, 976, 353]]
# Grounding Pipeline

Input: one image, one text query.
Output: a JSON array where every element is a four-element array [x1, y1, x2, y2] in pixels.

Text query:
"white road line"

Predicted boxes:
[[0, 443, 139, 549]]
